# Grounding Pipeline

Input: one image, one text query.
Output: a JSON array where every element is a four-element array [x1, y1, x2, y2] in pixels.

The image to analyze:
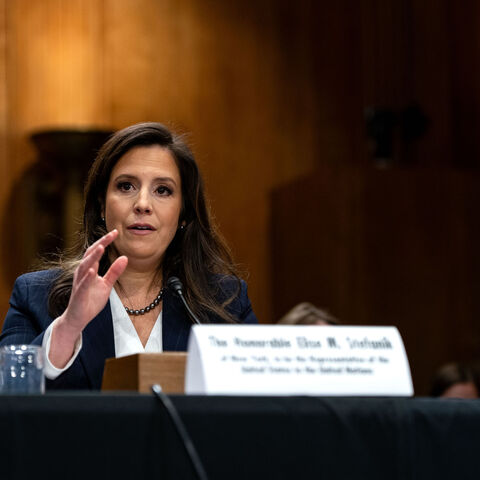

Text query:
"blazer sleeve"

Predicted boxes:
[[1, 272, 97, 390], [0, 274, 51, 347]]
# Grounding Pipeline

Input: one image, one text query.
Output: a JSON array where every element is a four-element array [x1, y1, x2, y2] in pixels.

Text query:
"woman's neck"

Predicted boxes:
[[115, 264, 162, 298]]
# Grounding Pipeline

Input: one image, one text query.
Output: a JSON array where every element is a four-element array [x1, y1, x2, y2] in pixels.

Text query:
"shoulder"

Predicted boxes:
[[6, 270, 60, 324], [210, 274, 246, 298], [210, 275, 258, 324], [14, 269, 60, 289], [11, 270, 61, 302]]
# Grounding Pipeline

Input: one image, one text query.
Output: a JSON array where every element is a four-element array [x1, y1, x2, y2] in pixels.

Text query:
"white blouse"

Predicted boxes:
[[109, 287, 163, 357]]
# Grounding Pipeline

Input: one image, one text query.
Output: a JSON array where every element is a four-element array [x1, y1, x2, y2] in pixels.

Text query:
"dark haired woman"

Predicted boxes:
[[0, 122, 258, 390]]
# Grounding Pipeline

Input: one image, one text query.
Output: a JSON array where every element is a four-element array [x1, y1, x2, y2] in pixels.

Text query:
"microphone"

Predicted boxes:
[[167, 276, 201, 325]]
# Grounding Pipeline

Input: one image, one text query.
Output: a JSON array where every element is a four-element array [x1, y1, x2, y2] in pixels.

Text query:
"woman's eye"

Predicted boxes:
[[117, 181, 133, 192], [156, 186, 172, 195]]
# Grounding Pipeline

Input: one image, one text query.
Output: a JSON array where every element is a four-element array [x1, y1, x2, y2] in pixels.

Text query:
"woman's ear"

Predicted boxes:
[[99, 200, 105, 222]]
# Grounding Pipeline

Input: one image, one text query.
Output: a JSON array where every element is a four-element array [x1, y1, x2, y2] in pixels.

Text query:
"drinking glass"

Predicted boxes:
[[0, 345, 45, 394]]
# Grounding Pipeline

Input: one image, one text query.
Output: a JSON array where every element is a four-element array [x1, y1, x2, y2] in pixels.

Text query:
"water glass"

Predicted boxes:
[[0, 345, 45, 394]]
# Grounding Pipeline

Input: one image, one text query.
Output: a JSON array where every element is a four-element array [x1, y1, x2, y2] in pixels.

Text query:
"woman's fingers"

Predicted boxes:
[[76, 244, 104, 281], [70, 267, 97, 308], [76, 230, 119, 281], [66, 268, 101, 328], [65, 233, 125, 330], [103, 256, 128, 288], [69, 232, 126, 316], [83, 230, 118, 260]]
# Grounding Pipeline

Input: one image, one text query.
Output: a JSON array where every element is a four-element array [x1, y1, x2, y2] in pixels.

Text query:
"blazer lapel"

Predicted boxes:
[[162, 289, 191, 351], [79, 302, 115, 389]]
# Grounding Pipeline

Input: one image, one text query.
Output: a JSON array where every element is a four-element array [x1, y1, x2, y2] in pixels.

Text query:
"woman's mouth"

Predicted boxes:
[[127, 223, 156, 234]]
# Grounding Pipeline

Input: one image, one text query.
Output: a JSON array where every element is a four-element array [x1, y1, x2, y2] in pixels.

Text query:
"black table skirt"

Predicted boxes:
[[0, 394, 478, 480]]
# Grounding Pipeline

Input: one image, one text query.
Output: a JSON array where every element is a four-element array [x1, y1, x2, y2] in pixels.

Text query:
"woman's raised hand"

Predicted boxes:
[[64, 229, 127, 331], [50, 230, 128, 368]]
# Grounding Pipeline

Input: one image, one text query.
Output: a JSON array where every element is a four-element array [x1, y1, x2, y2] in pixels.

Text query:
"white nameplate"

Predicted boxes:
[[185, 325, 413, 396]]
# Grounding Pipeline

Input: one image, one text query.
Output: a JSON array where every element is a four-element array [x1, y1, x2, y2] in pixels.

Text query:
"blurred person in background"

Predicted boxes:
[[277, 302, 339, 326], [430, 362, 479, 399]]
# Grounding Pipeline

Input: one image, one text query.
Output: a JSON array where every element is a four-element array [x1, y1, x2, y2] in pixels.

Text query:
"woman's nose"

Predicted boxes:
[[134, 190, 152, 214]]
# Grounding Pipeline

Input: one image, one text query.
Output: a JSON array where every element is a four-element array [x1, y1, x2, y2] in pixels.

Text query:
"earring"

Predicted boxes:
[[179, 224, 185, 230], [101, 217, 105, 222]]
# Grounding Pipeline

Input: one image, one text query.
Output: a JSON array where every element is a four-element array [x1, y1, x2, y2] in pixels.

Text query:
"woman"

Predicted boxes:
[[0, 122, 258, 389]]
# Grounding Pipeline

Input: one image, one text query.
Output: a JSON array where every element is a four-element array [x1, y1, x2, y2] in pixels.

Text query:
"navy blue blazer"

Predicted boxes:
[[0, 270, 258, 390]]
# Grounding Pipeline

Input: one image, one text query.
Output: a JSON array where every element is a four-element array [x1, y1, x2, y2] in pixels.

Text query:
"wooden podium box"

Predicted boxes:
[[101, 353, 187, 393]]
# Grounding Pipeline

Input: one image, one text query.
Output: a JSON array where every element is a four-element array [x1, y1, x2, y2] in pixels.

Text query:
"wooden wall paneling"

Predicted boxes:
[[271, 164, 366, 323], [360, 0, 416, 167], [272, 166, 480, 394], [104, 0, 329, 322], [0, 0, 6, 159], [362, 168, 453, 392], [104, 0, 191, 127], [448, 0, 480, 167], [378, 169, 480, 390], [310, 1, 365, 168], [442, 174, 480, 358], [360, 0, 453, 167], [191, 0, 302, 322], [360, 1, 412, 109], [0, 0, 9, 314], [408, 0, 452, 167], [7, 0, 108, 143], [0, 0, 108, 321]]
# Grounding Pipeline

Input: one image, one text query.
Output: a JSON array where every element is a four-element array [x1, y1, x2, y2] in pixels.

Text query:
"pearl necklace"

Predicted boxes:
[[124, 289, 164, 316]]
